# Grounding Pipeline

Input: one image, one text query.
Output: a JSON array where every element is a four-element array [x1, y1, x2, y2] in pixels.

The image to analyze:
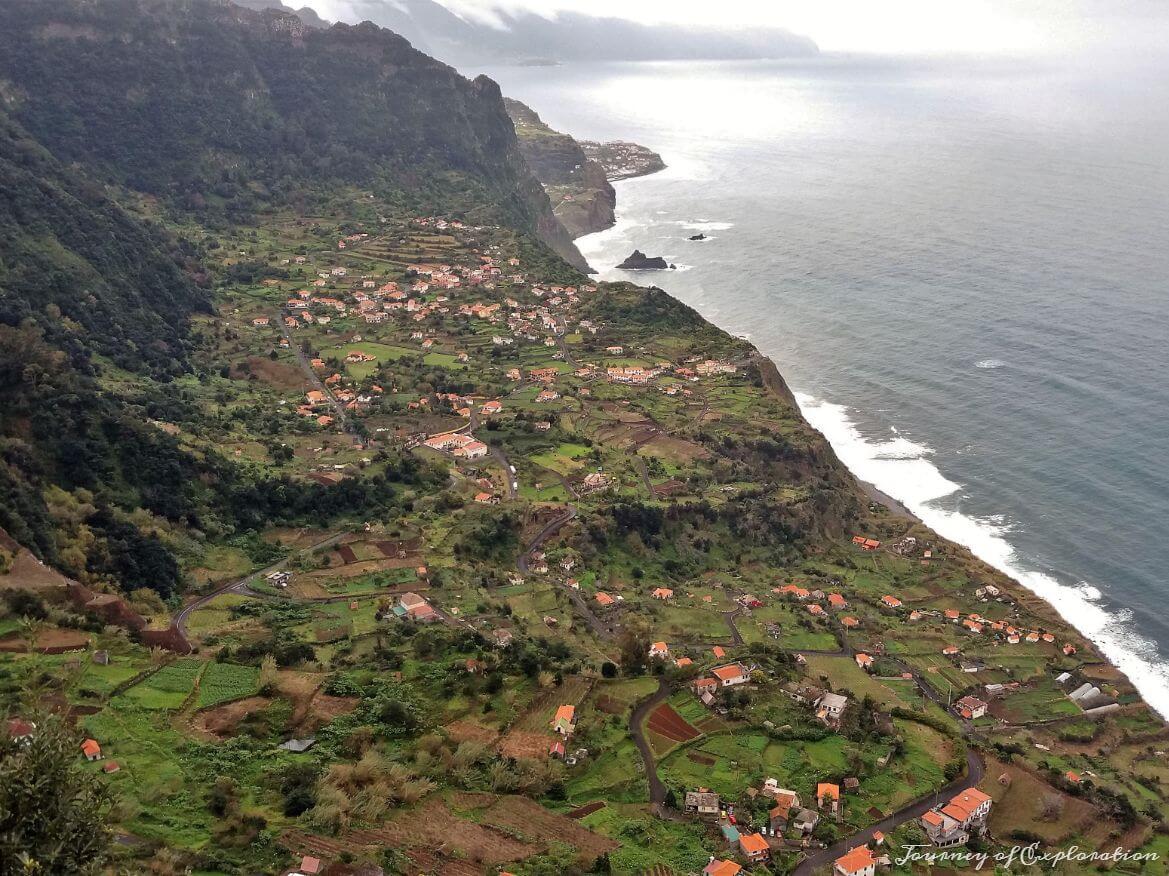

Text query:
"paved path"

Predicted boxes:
[[628, 677, 671, 808], [458, 406, 517, 500], [171, 532, 346, 647], [792, 748, 985, 875], [722, 608, 745, 645], [516, 506, 577, 573], [279, 316, 355, 437]]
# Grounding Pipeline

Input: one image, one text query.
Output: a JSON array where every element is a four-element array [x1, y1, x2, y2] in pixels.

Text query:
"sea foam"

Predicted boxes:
[[795, 391, 1169, 719]]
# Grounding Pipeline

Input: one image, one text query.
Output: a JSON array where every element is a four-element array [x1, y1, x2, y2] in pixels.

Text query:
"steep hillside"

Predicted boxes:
[[0, 114, 209, 377], [0, 0, 587, 270], [505, 98, 664, 239]]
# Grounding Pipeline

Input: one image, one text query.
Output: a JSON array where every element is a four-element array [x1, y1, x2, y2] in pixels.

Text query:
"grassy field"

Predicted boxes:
[[119, 659, 205, 710], [196, 662, 261, 709], [802, 654, 916, 709]]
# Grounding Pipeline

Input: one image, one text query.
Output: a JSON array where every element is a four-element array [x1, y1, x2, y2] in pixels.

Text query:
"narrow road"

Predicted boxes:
[[635, 457, 654, 497], [490, 446, 518, 499], [467, 405, 518, 499], [171, 531, 346, 647], [628, 678, 671, 808], [516, 506, 577, 573], [722, 608, 745, 645], [278, 316, 353, 436], [792, 748, 985, 876], [554, 329, 578, 369]]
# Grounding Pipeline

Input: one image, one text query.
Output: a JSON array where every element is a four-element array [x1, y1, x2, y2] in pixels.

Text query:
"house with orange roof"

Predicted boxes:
[[675, 657, 693, 668], [954, 694, 988, 720], [909, 609, 924, 621], [833, 845, 877, 876], [778, 583, 811, 600], [920, 787, 993, 847], [551, 704, 576, 736], [651, 587, 674, 600], [702, 860, 742, 876], [711, 663, 749, 687], [942, 646, 960, 656], [692, 677, 720, 697], [881, 595, 902, 609], [768, 789, 800, 831], [817, 782, 840, 813], [841, 616, 860, 628], [81, 738, 102, 761], [1025, 631, 1040, 643], [738, 832, 770, 863], [827, 593, 847, 609], [944, 609, 960, 620], [854, 653, 874, 671], [595, 592, 614, 607], [712, 646, 725, 659], [649, 641, 670, 659], [963, 619, 984, 634]]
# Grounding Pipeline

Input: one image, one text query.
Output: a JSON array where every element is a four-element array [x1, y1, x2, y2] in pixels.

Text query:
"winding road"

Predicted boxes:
[[792, 748, 986, 876], [279, 316, 354, 437], [516, 506, 577, 574], [628, 677, 672, 808], [170, 531, 346, 648]]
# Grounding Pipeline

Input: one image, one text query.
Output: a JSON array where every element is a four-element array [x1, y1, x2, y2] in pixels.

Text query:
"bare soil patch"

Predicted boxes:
[[497, 729, 552, 759], [444, 719, 499, 745], [568, 801, 606, 819], [479, 795, 618, 859], [647, 702, 700, 742], [235, 356, 305, 390], [194, 696, 272, 738]]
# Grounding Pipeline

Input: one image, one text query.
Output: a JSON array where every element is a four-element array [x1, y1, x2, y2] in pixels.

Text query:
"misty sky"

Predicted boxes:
[[305, 0, 1169, 55]]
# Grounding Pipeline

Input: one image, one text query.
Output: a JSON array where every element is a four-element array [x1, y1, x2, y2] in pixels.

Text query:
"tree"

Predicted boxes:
[[0, 715, 113, 874]]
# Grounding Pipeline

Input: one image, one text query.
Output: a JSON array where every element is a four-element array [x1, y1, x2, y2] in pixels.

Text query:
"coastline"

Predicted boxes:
[[575, 170, 1165, 720]]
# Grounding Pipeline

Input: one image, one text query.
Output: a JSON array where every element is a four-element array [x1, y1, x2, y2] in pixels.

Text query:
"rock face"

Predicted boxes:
[[617, 250, 670, 270], [0, 0, 589, 270], [505, 98, 664, 240]]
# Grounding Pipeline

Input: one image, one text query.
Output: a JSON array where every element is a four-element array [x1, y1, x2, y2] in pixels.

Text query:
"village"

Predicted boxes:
[[2, 207, 1165, 876]]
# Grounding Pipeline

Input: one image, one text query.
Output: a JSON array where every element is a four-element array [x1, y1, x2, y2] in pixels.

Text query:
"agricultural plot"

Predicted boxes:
[[497, 676, 592, 759], [647, 604, 731, 640], [119, 659, 205, 710], [992, 677, 1082, 723], [197, 661, 261, 709], [802, 654, 916, 709], [591, 676, 658, 715], [75, 654, 151, 698], [646, 702, 701, 743]]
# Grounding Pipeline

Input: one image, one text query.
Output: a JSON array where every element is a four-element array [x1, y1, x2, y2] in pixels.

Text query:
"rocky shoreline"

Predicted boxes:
[[505, 97, 665, 240], [584, 147, 1155, 725]]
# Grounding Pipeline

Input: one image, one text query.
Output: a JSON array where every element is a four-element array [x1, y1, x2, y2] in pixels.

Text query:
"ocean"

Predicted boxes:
[[479, 53, 1169, 716]]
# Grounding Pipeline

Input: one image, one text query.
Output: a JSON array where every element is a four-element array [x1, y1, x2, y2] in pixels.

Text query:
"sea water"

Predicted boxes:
[[481, 53, 1169, 716]]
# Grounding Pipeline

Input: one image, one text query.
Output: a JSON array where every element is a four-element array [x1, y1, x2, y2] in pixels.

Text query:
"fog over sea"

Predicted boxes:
[[481, 53, 1169, 716]]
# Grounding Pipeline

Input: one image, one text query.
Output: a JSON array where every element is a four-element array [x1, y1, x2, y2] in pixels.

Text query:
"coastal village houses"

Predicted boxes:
[[920, 787, 993, 847]]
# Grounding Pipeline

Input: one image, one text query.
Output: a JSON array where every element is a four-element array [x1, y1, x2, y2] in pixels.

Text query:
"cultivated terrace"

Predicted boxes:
[[0, 2, 1166, 874], [3, 193, 1167, 875]]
